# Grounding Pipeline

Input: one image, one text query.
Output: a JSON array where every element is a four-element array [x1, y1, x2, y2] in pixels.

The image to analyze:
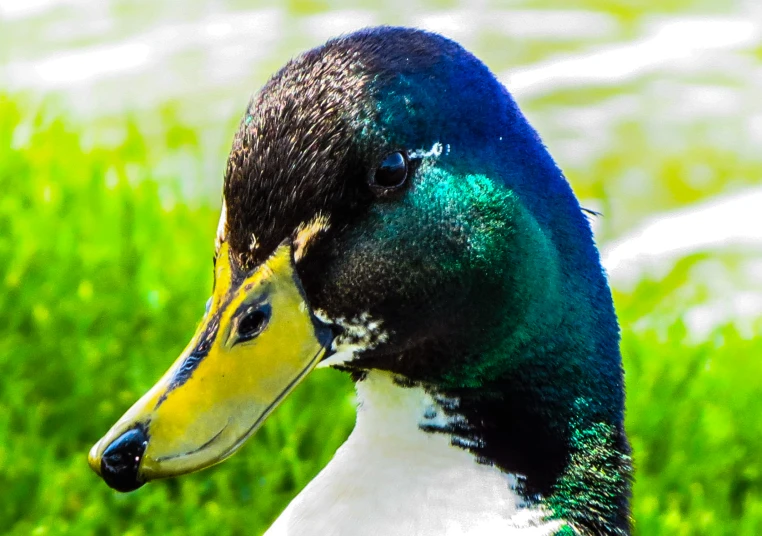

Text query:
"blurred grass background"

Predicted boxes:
[[1, 0, 761, 535]]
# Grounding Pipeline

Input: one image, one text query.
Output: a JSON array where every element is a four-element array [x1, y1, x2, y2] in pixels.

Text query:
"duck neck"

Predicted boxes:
[[350, 370, 565, 533], [424, 340, 633, 536], [266, 370, 567, 536]]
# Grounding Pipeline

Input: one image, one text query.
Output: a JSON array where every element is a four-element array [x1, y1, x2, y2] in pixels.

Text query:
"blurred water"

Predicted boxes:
[[1, 3, 760, 188], [1, 4, 758, 122], [2, 0, 761, 333], [3, 2, 761, 175]]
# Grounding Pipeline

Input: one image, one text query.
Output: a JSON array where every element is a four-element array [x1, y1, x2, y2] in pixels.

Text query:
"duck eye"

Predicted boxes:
[[236, 304, 271, 343], [370, 152, 408, 191]]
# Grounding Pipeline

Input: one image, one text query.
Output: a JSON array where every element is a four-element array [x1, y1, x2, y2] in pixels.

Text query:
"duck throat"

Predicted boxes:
[[265, 371, 564, 536], [428, 360, 633, 536]]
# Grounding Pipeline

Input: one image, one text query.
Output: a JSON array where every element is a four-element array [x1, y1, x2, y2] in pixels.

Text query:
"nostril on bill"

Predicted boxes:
[[100, 426, 148, 492]]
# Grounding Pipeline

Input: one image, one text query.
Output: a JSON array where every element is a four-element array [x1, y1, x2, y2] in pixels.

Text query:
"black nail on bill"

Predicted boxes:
[[100, 426, 148, 492]]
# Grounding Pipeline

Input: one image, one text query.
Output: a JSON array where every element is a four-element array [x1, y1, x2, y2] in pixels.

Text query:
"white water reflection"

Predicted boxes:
[[601, 188, 762, 338], [603, 187, 762, 286], [15, 42, 151, 86], [4, 9, 284, 88], [0, 0, 86, 20], [504, 17, 760, 98]]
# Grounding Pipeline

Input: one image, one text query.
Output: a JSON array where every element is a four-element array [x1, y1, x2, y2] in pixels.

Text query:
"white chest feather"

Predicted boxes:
[[264, 372, 562, 536]]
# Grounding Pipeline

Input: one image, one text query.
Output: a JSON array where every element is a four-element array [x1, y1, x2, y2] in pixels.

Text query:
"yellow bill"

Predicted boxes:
[[88, 242, 331, 491]]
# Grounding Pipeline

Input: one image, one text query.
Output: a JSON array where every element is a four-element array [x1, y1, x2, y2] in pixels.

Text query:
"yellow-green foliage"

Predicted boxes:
[[620, 289, 762, 535], [1, 94, 760, 535]]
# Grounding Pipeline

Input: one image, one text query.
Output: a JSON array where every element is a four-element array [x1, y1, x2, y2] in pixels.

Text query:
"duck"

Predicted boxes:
[[88, 26, 632, 535]]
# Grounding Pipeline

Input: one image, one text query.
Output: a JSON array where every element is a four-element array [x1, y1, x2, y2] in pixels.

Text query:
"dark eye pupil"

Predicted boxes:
[[237, 306, 270, 342], [373, 152, 407, 189]]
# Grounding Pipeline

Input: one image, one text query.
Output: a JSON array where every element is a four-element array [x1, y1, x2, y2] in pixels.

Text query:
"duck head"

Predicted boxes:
[[89, 27, 631, 533]]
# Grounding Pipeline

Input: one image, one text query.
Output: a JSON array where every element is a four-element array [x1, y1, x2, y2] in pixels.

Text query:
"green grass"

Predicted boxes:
[[1, 92, 760, 535]]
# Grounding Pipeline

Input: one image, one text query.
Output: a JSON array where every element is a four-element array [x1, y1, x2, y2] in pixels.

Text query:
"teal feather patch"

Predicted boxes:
[[547, 400, 633, 534]]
